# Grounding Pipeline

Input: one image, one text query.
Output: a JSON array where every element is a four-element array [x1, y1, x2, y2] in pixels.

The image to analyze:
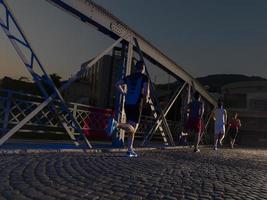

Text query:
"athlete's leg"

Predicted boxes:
[[194, 133, 201, 152], [116, 121, 138, 156], [214, 125, 219, 150], [126, 121, 138, 152], [194, 119, 204, 152], [232, 132, 238, 148], [117, 121, 136, 151], [117, 123, 135, 133], [194, 128, 201, 152], [232, 138, 235, 147], [219, 132, 225, 145], [230, 138, 234, 148], [214, 133, 219, 150]]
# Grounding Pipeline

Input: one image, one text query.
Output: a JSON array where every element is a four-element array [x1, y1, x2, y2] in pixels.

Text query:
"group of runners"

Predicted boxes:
[[185, 93, 241, 152], [106, 60, 241, 157]]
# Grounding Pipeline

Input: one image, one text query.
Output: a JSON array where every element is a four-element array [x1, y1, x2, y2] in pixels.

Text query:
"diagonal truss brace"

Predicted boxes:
[[133, 38, 175, 146], [142, 82, 187, 146]]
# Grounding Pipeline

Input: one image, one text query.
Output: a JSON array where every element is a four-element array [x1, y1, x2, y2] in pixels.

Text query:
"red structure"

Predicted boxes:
[[83, 107, 114, 140]]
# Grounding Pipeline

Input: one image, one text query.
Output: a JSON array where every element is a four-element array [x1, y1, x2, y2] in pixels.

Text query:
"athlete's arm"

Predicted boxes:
[[116, 79, 127, 95], [224, 109, 227, 124], [143, 82, 150, 103], [228, 120, 232, 128], [142, 75, 150, 103], [185, 102, 191, 116], [238, 119, 241, 127], [200, 102, 204, 118], [212, 111, 216, 120]]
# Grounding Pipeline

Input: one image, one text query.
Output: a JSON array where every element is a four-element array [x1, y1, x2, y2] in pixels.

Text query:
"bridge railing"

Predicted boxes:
[[0, 89, 182, 143], [0, 90, 113, 135]]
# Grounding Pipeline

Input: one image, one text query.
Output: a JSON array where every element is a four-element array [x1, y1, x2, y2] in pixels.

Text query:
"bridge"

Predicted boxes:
[[0, 0, 216, 148]]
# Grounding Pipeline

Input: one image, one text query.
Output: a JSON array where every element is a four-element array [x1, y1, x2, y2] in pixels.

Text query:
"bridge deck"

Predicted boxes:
[[0, 147, 266, 199]]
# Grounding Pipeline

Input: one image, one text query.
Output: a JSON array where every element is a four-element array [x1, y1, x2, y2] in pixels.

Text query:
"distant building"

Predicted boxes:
[[222, 81, 267, 146], [64, 48, 122, 108]]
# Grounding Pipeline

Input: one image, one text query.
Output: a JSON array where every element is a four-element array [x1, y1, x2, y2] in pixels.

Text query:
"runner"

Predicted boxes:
[[185, 92, 204, 153], [106, 60, 149, 157], [227, 112, 241, 148], [213, 100, 227, 150]]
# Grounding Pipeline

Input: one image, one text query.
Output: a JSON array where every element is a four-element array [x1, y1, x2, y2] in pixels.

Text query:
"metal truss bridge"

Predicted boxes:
[[0, 0, 216, 148]]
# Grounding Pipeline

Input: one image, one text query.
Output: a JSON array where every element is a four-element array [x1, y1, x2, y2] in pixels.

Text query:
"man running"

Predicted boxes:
[[213, 100, 227, 150], [185, 92, 204, 153], [227, 112, 241, 149], [106, 60, 149, 157]]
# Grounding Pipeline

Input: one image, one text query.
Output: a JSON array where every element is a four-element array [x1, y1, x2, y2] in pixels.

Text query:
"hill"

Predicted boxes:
[[197, 74, 266, 92]]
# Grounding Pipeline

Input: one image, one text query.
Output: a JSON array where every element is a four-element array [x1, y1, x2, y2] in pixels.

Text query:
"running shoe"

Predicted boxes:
[[106, 118, 118, 136], [213, 146, 218, 151], [193, 148, 200, 153], [126, 150, 138, 158]]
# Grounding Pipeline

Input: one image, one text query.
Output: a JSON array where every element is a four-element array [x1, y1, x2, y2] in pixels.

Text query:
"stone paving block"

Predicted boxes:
[[124, 194, 143, 200], [0, 148, 266, 200]]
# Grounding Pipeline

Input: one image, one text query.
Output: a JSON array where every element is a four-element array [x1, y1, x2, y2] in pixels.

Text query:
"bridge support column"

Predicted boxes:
[[112, 41, 133, 148]]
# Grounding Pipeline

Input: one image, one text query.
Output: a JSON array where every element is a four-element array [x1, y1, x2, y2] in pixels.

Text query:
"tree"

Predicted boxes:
[[49, 73, 62, 88], [41, 73, 62, 95]]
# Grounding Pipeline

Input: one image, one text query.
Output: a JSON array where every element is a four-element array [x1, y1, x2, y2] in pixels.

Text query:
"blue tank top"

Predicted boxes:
[[188, 101, 203, 118], [123, 73, 148, 105]]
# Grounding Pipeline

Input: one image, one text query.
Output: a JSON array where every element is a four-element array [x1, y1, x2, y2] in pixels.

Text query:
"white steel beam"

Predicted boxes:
[[143, 82, 187, 145]]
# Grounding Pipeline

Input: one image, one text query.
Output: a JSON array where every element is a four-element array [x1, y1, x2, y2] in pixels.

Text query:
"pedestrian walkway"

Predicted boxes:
[[0, 148, 266, 199]]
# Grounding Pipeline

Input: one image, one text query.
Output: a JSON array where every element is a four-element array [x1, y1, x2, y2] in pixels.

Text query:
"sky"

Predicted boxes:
[[0, 0, 267, 80]]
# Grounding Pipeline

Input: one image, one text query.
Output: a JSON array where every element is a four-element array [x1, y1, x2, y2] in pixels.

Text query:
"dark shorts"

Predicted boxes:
[[185, 117, 204, 134], [125, 104, 142, 124], [229, 128, 238, 139]]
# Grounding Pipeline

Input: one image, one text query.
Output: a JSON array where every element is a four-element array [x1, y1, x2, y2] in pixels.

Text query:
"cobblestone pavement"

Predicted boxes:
[[0, 148, 266, 200]]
